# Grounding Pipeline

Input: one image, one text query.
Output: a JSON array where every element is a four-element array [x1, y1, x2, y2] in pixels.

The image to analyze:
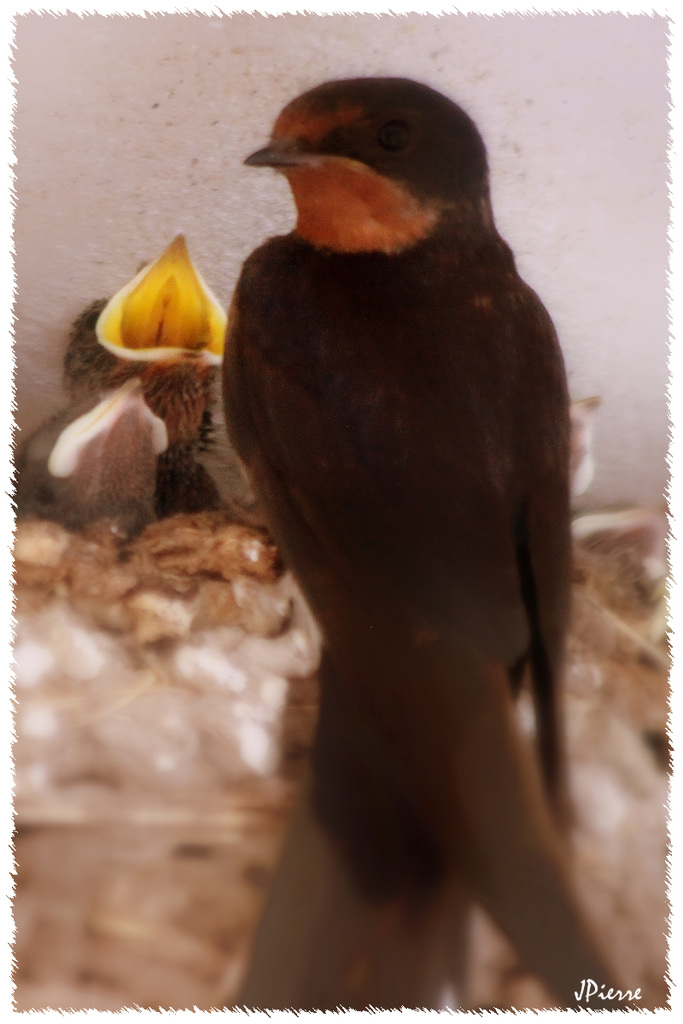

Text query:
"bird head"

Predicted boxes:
[[47, 378, 168, 480], [245, 78, 492, 253], [96, 234, 226, 364], [17, 379, 168, 536]]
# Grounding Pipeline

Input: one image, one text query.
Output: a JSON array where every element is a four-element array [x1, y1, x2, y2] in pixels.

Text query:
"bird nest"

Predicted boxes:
[[12, 507, 670, 1010], [13, 511, 320, 1010]]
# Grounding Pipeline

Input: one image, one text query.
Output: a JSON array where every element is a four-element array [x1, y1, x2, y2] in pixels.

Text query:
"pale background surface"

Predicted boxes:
[[13, 12, 670, 508]]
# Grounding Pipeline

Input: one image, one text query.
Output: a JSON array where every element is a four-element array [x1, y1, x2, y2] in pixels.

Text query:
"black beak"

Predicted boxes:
[[244, 139, 319, 169]]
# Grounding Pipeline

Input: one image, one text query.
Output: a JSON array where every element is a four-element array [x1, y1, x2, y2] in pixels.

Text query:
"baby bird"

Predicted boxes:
[[17, 235, 227, 529], [63, 234, 226, 516], [16, 379, 168, 537]]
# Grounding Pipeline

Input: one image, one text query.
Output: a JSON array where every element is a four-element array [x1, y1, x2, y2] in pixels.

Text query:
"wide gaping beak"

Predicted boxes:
[[244, 138, 322, 169], [95, 234, 226, 364]]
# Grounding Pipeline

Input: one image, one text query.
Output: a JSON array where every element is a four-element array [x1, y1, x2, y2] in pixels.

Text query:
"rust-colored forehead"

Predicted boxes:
[[272, 102, 364, 144]]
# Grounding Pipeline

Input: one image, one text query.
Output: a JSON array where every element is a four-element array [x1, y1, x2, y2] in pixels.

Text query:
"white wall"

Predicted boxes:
[[13, 12, 669, 508]]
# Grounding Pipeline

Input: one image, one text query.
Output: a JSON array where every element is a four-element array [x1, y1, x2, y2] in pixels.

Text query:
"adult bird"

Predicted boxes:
[[223, 77, 618, 1009]]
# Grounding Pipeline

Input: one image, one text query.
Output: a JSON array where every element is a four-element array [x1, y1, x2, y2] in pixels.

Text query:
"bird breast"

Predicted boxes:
[[283, 157, 441, 255]]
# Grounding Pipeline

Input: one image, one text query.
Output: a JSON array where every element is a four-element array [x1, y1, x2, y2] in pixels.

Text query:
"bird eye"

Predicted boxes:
[[377, 120, 410, 151]]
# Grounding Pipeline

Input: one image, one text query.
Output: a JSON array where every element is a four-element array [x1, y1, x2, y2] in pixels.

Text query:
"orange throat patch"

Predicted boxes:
[[284, 157, 441, 254]]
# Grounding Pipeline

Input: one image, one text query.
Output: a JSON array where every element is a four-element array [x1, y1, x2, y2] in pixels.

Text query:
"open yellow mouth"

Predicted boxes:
[[95, 235, 226, 364]]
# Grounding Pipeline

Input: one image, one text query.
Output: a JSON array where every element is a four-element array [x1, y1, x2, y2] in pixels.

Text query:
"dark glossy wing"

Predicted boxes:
[[226, 232, 571, 791], [223, 233, 614, 1007]]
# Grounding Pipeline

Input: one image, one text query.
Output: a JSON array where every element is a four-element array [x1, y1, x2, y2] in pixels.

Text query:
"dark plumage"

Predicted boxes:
[[223, 77, 618, 1008]]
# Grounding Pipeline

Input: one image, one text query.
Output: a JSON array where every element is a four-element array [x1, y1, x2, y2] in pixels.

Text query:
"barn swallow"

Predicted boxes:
[[15, 379, 167, 536], [224, 78, 619, 1008], [63, 234, 226, 516]]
